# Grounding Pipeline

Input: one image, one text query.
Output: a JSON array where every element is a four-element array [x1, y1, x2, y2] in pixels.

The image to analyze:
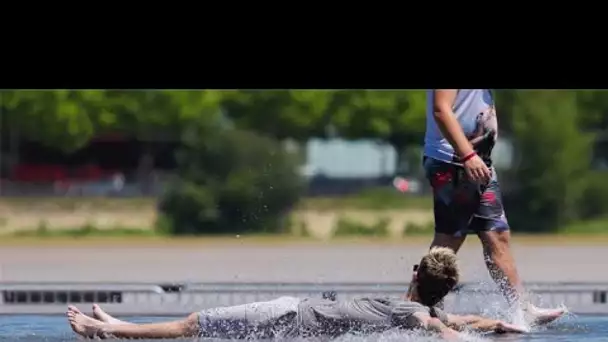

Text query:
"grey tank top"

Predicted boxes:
[[296, 296, 448, 337], [424, 89, 498, 164]]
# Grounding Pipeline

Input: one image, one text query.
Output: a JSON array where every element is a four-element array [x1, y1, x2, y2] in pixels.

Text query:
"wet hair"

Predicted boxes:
[[415, 247, 460, 307]]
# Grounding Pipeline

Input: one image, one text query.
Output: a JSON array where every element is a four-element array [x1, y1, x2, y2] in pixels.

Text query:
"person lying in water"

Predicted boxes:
[[66, 247, 553, 340]]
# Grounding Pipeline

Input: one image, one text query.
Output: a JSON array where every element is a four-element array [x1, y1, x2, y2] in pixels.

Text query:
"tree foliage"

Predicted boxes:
[[2, 90, 106, 151], [504, 90, 593, 231], [159, 124, 303, 235], [220, 90, 333, 141], [327, 90, 427, 148], [1, 90, 222, 152]]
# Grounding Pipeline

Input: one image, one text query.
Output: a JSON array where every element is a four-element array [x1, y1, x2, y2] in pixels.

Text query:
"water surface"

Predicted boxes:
[[0, 314, 604, 342]]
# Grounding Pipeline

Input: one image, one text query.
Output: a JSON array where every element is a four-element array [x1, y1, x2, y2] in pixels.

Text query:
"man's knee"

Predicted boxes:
[[478, 230, 511, 254], [480, 229, 511, 244], [182, 312, 201, 336], [430, 233, 466, 253]]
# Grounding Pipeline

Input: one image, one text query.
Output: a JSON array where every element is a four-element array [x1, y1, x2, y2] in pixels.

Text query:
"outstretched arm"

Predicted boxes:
[[446, 314, 528, 334], [411, 312, 461, 340]]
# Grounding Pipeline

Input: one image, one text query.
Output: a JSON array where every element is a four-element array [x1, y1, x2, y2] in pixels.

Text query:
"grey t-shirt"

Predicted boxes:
[[297, 296, 448, 337], [197, 296, 448, 339], [424, 89, 498, 164]]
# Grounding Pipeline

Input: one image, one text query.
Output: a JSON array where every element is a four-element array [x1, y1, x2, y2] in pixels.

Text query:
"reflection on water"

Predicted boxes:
[[0, 314, 605, 342]]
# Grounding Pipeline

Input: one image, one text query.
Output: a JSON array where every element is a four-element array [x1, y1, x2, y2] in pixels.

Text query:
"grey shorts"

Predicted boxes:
[[423, 157, 510, 237], [197, 296, 301, 339]]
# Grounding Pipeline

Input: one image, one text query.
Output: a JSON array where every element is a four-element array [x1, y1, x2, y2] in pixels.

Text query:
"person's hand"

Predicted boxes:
[[463, 153, 491, 185], [439, 327, 462, 341], [494, 321, 529, 334]]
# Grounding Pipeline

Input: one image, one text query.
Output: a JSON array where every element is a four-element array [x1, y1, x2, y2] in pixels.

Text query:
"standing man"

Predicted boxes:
[[422, 89, 564, 323]]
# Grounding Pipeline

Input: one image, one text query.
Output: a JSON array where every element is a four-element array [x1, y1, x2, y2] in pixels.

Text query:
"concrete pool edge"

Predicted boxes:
[[0, 281, 606, 316]]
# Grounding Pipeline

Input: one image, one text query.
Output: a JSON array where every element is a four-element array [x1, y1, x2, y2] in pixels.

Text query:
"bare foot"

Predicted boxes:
[[67, 305, 107, 338], [69, 305, 85, 315], [92, 304, 131, 325], [525, 304, 567, 326]]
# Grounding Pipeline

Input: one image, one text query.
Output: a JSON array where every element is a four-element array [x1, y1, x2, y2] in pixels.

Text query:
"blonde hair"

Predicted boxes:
[[416, 247, 460, 307]]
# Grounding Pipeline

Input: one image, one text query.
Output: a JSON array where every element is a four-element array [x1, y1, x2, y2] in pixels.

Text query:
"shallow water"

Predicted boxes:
[[0, 314, 605, 342]]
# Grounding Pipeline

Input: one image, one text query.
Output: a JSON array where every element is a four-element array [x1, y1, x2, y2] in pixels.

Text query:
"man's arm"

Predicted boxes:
[[411, 312, 461, 340], [432, 90, 475, 159], [446, 314, 493, 331], [446, 314, 529, 334], [432, 89, 491, 184]]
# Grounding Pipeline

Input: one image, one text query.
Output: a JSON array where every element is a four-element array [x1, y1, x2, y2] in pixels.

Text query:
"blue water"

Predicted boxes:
[[0, 314, 604, 341]]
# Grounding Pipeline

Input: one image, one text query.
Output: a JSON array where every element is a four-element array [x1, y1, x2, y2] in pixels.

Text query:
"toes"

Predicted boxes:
[[68, 305, 82, 314]]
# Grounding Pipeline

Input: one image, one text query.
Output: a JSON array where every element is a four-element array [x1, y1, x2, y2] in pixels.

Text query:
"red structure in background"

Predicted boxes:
[[0, 131, 179, 197], [11, 163, 111, 182], [8, 134, 130, 183]]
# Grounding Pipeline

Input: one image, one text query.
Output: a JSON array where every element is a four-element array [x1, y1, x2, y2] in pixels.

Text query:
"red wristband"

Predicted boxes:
[[461, 151, 477, 162]]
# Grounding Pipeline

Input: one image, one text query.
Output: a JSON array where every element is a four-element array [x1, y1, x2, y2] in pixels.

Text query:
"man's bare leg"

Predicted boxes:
[[477, 230, 565, 324], [478, 230, 524, 304], [429, 233, 467, 253], [92, 304, 133, 325], [67, 305, 200, 339]]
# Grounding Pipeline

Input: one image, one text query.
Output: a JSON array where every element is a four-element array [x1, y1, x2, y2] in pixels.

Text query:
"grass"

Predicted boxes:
[[0, 196, 156, 210], [300, 188, 432, 210], [3, 232, 608, 248], [12, 224, 160, 238], [10, 218, 608, 246], [0, 189, 432, 212], [333, 217, 391, 237], [5, 213, 608, 243], [0, 232, 324, 247], [2, 192, 608, 245], [559, 217, 608, 235], [403, 222, 434, 236]]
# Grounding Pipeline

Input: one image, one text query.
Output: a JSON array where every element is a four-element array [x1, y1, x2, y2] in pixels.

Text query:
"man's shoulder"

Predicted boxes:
[[389, 298, 426, 308], [367, 297, 428, 310]]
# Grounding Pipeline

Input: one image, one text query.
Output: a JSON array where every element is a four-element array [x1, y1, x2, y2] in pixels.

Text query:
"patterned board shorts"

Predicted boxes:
[[423, 157, 509, 237]]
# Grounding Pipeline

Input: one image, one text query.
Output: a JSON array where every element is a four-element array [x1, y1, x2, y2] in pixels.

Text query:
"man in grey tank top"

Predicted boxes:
[[423, 90, 565, 323], [66, 247, 527, 340]]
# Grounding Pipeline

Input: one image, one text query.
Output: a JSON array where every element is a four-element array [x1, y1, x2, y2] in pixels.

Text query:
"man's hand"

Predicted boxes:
[[494, 321, 529, 334], [447, 314, 529, 334], [439, 327, 462, 341], [463, 154, 491, 185]]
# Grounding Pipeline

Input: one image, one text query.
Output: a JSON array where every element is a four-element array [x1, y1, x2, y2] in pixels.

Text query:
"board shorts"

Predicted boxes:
[[423, 157, 509, 237], [197, 296, 301, 339]]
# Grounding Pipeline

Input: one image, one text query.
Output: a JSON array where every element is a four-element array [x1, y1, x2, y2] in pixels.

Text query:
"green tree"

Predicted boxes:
[[2, 90, 107, 151], [1, 90, 223, 151], [221, 90, 333, 141], [159, 123, 303, 235], [576, 90, 608, 130], [222, 90, 427, 174], [506, 90, 592, 232], [327, 90, 427, 173], [100, 90, 223, 137]]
